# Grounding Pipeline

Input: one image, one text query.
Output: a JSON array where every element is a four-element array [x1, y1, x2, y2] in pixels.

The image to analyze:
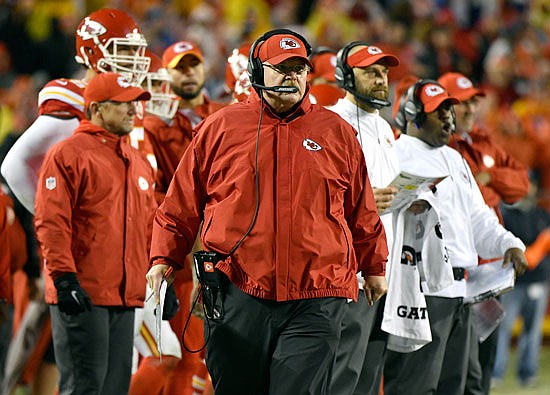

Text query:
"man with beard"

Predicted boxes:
[[162, 41, 225, 128], [328, 43, 400, 395]]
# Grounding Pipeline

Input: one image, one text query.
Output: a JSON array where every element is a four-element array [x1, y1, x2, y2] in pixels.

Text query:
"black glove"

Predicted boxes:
[[53, 273, 92, 315], [154, 283, 180, 320]]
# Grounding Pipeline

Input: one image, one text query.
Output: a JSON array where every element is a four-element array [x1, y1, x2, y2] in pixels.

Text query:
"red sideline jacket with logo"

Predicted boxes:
[[150, 90, 388, 302], [35, 120, 157, 307]]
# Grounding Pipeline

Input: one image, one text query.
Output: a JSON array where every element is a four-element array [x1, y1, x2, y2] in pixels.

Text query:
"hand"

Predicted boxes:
[[373, 186, 398, 213], [475, 171, 491, 186], [407, 199, 430, 215], [146, 264, 173, 304], [362, 275, 388, 306], [502, 247, 528, 276], [53, 273, 92, 315]]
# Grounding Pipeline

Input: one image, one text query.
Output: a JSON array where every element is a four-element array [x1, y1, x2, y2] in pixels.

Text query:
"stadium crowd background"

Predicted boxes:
[[0, 0, 549, 333]]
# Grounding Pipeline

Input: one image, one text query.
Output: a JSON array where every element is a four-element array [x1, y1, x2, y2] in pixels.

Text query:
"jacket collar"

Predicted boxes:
[[248, 85, 312, 122]]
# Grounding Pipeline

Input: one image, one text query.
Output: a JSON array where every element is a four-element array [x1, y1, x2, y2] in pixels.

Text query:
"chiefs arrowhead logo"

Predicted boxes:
[[204, 262, 214, 273], [77, 18, 106, 40], [303, 138, 322, 151]]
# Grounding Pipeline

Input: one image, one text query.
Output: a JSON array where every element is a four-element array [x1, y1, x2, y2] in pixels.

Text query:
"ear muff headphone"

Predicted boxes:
[[248, 28, 312, 88], [393, 92, 409, 133], [403, 79, 442, 125], [334, 41, 369, 92]]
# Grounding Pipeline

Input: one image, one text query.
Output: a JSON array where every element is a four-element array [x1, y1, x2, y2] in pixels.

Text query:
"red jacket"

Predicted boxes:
[[143, 112, 195, 201], [450, 125, 529, 221], [0, 191, 11, 303], [150, 91, 388, 302], [35, 120, 157, 307]]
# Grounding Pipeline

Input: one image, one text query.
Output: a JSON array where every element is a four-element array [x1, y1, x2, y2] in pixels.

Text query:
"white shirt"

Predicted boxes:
[[329, 98, 400, 284], [396, 134, 524, 298]]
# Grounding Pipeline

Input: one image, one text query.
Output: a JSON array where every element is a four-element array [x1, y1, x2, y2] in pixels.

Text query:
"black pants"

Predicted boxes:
[[205, 281, 347, 395], [50, 305, 135, 395]]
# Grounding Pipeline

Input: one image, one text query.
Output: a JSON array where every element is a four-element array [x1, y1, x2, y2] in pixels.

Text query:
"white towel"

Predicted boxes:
[[382, 193, 453, 352]]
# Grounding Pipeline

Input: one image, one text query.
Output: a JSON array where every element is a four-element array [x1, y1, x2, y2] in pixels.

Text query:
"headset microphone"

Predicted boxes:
[[352, 91, 391, 109], [251, 83, 298, 93]]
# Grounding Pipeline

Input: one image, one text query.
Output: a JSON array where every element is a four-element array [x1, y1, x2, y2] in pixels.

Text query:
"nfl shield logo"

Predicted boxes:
[[45, 177, 56, 190]]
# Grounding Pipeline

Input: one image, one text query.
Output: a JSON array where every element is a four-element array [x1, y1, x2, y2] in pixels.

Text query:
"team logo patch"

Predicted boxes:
[[77, 18, 106, 40], [367, 46, 383, 55], [204, 261, 214, 273], [423, 84, 445, 97], [482, 154, 495, 168], [138, 176, 149, 191], [45, 177, 56, 190], [174, 42, 193, 53], [280, 38, 300, 50], [117, 76, 131, 88], [457, 77, 473, 89], [384, 134, 393, 148], [303, 138, 322, 151]]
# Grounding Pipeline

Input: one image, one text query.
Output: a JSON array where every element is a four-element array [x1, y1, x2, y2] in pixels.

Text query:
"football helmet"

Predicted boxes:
[[75, 8, 150, 85], [143, 51, 178, 119]]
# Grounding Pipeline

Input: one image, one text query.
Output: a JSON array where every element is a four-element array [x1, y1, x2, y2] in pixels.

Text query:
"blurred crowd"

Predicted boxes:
[[0, 0, 549, 207]]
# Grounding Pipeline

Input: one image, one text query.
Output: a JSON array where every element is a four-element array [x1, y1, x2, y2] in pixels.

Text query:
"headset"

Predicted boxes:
[[248, 28, 312, 93], [400, 79, 457, 133], [334, 41, 391, 109]]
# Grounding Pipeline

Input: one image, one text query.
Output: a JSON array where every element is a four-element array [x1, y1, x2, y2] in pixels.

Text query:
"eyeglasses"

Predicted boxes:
[[263, 63, 310, 76]]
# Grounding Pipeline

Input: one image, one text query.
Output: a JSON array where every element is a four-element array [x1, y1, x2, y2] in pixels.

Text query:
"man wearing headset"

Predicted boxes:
[[145, 29, 389, 395], [328, 42, 400, 395], [383, 80, 528, 395]]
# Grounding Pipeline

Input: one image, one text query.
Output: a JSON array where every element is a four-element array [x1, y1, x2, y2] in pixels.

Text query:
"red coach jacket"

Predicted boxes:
[[35, 120, 157, 307], [451, 125, 529, 221], [150, 90, 388, 302]]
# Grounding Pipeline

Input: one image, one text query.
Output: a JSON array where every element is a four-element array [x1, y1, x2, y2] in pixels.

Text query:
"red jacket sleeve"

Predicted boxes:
[[149, 141, 203, 270], [345, 143, 388, 277], [0, 197, 11, 302], [35, 146, 78, 279], [485, 144, 530, 204]]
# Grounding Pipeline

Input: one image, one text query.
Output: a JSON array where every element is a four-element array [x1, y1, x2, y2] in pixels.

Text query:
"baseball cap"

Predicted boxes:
[[417, 82, 459, 113], [162, 41, 203, 69], [438, 72, 485, 102], [84, 72, 151, 107], [258, 34, 313, 68], [347, 46, 399, 68], [310, 52, 338, 82]]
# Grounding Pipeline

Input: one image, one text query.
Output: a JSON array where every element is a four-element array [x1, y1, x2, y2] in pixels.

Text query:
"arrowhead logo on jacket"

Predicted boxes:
[[303, 138, 322, 151]]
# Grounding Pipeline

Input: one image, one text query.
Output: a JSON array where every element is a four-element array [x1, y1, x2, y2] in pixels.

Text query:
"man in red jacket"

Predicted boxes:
[[35, 72, 156, 395], [146, 29, 389, 395]]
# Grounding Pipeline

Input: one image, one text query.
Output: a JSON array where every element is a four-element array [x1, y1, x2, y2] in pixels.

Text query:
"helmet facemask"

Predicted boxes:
[[144, 68, 179, 119]]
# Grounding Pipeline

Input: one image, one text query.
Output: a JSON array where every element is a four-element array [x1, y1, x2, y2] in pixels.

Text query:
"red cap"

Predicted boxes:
[[417, 82, 459, 113], [162, 41, 203, 69], [347, 46, 399, 68], [310, 52, 337, 82], [84, 72, 150, 107], [258, 34, 313, 67], [437, 72, 485, 102]]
